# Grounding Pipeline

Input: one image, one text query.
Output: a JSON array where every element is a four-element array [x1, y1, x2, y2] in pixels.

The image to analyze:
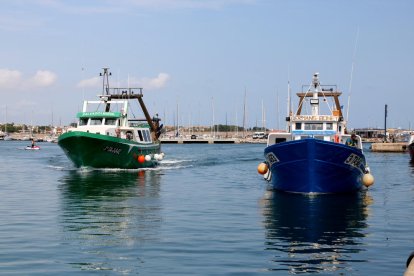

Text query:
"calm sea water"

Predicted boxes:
[[0, 141, 413, 275]]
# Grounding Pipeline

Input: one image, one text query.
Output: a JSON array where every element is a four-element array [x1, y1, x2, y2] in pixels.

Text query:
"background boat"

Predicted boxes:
[[58, 68, 164, 169]]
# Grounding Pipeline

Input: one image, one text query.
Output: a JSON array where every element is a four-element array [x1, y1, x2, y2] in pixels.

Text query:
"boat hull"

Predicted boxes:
[[58, 131, 161, 169], [409, 142, 414, 162], [264, 138, 366, 194]]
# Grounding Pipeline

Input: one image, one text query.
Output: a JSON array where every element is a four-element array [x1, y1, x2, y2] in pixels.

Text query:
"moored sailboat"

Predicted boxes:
[[58, 68, 164, 169], [258, 73, 374, 194]]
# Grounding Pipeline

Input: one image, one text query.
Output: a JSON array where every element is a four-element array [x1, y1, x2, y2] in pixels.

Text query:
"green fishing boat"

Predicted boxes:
[[58, 68, 164, 169]]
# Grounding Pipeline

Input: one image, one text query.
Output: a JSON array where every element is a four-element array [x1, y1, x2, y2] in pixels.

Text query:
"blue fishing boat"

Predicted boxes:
[[258, 73, 374, 194]]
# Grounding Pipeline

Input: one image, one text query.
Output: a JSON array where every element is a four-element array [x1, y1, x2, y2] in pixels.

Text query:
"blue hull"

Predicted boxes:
[[264, 138, 366, 194]]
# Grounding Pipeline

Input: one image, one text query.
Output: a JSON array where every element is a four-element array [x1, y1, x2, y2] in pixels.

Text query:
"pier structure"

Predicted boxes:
[[370, 142, 408, 152], [160, 138, 240, 144], [159, 136, 257, 144]]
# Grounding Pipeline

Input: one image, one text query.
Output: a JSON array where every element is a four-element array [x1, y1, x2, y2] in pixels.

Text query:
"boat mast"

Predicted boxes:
[[101, 67, 111, 95], [4, 105, 7, 133], [286, 79, 291, 132], [101, 68, 112, 112], [99, 68, 160, 141], [242, 88, 246, 139], [311, 73, 320, 116], [287, 68, 292, 117]]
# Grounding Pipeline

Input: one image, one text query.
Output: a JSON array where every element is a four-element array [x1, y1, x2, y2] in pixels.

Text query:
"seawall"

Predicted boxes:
[[370, 142, 408, 152]]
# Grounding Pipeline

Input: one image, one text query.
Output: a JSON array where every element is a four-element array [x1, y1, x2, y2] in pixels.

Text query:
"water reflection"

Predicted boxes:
[[58, 169, 163, 272], [261, 191, 372, 274], [59, 169, 162, 200]]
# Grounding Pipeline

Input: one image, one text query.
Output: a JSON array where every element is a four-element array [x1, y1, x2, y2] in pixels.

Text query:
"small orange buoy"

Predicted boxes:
[[257, 163, 268, 175], [138, 170, 145, 177], [362, 173, 374, 187], [138, 155, 145, 163]]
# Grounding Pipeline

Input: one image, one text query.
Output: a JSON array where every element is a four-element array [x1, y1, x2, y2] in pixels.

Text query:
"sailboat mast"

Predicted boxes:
[[276, 89, 279, 130], [235, 110, 238, 137], [243, 88, 246, 138], [176, 102, 179, 136], [286, 81, 291, 117], [287, 65, 292, 117], [4, 106, 7, 133]]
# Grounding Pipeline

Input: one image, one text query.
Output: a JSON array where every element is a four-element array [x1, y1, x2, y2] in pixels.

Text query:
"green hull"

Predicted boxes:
[[58, 131, 161, 169]]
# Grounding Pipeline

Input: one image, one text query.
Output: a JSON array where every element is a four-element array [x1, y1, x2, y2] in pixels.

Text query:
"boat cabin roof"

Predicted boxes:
[[295, 91, 343, 118]]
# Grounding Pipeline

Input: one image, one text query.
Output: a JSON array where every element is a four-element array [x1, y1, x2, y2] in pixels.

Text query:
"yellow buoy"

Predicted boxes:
[[362, 173, 375, 187], [257, 163, 268, 175]]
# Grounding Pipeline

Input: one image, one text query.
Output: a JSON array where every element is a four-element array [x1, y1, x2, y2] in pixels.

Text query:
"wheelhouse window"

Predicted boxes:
[[275, 138, 286, 143], [326, 123, 333, 130], [79, 118, 88, 126], [143, 130, 151, 142], [304, 123, 323, 130], [90, 118, 103, 125], [137, 129, 152, 142], [105, 118, 117, 126], [295, 123, 302, 130]]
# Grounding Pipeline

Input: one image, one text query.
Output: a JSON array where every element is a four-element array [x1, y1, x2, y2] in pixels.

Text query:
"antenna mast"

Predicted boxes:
[[287, 66, 291, 117], [101, 67, 111, 95], [346, 27, 359, 121]]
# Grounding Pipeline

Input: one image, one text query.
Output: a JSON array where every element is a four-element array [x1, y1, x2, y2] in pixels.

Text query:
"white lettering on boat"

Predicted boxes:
[[292, 115, 337, 121], [103, 146, 122, 155], [291, 130, 336, 135], [344, 153, 362, 168], [266, 152, 279, 166]]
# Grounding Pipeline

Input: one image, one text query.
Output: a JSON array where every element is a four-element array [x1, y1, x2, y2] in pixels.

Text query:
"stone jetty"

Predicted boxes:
[[370, 142, 408, 152]]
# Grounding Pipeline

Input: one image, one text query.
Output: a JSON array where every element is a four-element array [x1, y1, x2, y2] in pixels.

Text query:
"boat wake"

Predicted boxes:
[[158, 159, 194, 170], [47, 165, 68, 171], [17, 147, 40, 151], [47, 158, 194, 172], [235, 156, 263, 162]]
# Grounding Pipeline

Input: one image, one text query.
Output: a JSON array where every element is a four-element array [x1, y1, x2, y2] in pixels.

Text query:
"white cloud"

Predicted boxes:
[[20, 0, 256, 15], [28, 70, 57, 87], [0, 68, 57, 90], [78, 73, 170, 90], [77, 76, 101, 88], [131, 73, 170, 90], [0, 69, 22, 88], [124, 0, 256, 10]]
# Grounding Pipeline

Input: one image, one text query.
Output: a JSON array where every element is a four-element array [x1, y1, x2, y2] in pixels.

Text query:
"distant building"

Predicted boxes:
[[354, 128, 384, 139]]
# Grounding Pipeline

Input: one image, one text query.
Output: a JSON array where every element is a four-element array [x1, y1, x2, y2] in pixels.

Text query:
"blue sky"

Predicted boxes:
[[0, 0, 413, 130]]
